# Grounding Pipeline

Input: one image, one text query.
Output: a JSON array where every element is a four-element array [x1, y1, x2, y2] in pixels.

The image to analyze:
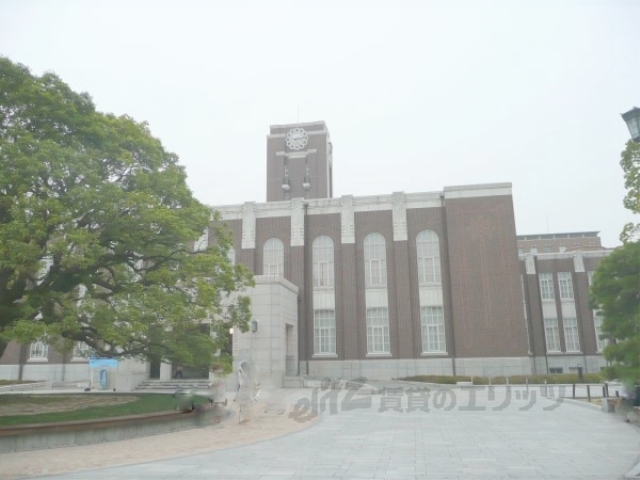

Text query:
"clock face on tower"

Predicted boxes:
[[286, 127, 309, 150]]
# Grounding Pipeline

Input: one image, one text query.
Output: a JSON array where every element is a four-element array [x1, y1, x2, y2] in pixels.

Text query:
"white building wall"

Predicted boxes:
[[231, 276, 298, 390]]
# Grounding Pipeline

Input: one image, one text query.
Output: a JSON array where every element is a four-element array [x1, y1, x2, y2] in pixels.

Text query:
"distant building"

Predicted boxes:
[[517, 231, 603, 255], [0, 121, 611, 388], [519, 249, 610, 374]]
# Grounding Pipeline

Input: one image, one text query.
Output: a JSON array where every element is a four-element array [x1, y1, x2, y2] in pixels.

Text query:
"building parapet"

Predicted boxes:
[[253, 275, 299, 294]]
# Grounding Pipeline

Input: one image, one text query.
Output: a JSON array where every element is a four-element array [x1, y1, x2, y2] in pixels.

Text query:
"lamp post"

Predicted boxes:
[[577, 363, 584, 383], [621, 107, 640, 143]]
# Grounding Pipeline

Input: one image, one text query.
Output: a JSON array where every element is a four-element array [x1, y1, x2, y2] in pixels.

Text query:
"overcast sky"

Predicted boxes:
[[1, 0, 638, 248]]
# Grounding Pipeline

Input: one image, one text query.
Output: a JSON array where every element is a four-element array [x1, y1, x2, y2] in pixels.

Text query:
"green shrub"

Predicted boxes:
[[401, 375, 471, 384], [0, 380, 38, 386]]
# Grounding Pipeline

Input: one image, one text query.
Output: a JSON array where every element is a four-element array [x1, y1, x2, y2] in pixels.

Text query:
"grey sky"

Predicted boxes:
[[1, 0, 638, 248]]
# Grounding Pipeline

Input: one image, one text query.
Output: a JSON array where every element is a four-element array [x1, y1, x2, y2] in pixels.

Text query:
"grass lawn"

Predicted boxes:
[[0, 393, 210, 426]]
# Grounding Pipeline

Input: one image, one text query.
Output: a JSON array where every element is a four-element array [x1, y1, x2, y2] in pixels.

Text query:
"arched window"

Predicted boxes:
[[313, 236, 334, 288], [263, 238, 284, 276], [416, 230, 441, 284], [364, 233, 386, 287]]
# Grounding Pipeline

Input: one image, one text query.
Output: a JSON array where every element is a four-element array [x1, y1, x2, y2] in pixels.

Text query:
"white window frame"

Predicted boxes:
[[593, 314, 609, 352], [263, 238, 284, 277], [558, 272, 574, 300], [587, 270, 595, 286], [563, 317, 580, 352], [366, 307, 390, 354], [312, 236, 334, 288], [539, 273, 555, 301], [544, 318, 561, 353], [29, 340, 49, 361], [313, 309, 336, 355], [420, 306, 446, 353], [364, 233, 387, 287], [416, 230, 441, 284], [72, 341, 91, 360]]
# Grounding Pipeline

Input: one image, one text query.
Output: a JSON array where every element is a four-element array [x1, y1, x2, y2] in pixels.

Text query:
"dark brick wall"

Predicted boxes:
[[0, 341, 22, 365], [444, 196, 528, 358], [266, 123, 331, 202]]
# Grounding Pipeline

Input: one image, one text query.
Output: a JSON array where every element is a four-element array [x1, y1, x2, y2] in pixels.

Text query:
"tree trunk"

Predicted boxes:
[[0, 339, 7, 362]]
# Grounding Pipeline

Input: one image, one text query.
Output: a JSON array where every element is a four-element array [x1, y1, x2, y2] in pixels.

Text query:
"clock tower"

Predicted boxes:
[[266, 121, 333, 202]]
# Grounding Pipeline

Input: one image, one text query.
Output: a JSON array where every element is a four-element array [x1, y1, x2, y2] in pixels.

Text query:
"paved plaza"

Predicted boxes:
[[8, 384, 640, 480]]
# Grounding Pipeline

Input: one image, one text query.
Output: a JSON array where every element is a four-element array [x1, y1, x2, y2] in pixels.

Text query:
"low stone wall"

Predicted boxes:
[[0, 405, 227, 453]]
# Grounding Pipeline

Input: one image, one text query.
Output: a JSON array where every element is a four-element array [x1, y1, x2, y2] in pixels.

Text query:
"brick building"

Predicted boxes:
[[0, 121, 610, 386]]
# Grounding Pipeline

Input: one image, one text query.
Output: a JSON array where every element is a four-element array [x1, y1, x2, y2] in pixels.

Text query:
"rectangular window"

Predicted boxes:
[[593, 314, 609, 352], [530, 247, 538, 254], [587, 270, 595, 286], [549, 367, 563, 374], [314, 310, 336, 355], [558, 272, 574, 300], [29, 341, 48, 360], [266, 264, 280, 276], [366, 258, 387, 287], [73, 341, 91, 359], [544, 245, 552, 253], [418, 257, 441, 284], [420, 306, 446, 353], [563, 317, 580, 352], [544, 318, 561, 353], [366, 308, 390, 354], [539, 273, 555, 300], [314, 261, 334, 288]]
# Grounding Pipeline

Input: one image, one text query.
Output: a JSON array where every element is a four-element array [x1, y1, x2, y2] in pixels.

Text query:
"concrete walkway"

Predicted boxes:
[[7, 385, 640, 479]]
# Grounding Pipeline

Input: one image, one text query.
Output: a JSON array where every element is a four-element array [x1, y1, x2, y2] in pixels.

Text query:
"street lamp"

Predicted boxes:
[[621, 107, 640, 142]]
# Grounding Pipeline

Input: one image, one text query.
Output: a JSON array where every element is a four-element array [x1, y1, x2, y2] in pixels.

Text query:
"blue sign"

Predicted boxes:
[[89, 356, 119, 368]]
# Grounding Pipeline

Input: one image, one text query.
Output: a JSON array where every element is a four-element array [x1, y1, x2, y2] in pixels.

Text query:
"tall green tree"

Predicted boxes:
[[590, 139, 640, 384], [590, 242, 640, 383], [620, 139, 640, 243], [0, 57, 253, 371]]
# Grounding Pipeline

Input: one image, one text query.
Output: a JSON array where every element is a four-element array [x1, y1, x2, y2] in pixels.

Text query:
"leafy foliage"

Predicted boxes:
[[590, 241, 640, 383], [0, 57, 253, 371], [620, 140, 640, 243]]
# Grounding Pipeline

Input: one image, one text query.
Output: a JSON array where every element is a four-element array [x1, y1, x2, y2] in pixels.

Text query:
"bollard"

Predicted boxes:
[[572, 383, 576, 399], [587, 385, 591, 402]]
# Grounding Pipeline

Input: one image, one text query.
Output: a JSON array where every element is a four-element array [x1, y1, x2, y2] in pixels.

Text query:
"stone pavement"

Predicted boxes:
[[3, 385, 640, 479]]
